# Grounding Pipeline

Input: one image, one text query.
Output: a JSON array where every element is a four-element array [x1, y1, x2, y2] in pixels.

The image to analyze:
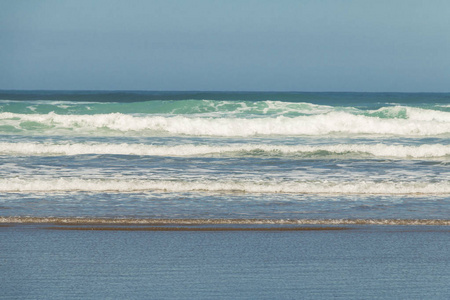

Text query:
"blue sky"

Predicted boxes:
[[1, 0, 449, 91]]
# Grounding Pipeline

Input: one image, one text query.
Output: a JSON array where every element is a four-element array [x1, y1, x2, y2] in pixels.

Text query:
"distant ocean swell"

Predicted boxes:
[[1, 98, 449, 116]]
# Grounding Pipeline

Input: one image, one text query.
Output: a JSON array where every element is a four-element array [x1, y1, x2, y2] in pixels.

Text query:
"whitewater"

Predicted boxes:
[[0, 91, 449, 223], [1, 141, 450, 158], [1, 105, 449, 136]]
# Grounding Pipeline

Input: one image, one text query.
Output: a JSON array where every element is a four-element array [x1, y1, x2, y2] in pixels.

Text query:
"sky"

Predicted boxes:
[[1, 0, 449, 92]]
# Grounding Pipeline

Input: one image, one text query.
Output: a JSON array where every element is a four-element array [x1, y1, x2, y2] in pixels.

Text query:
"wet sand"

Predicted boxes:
[[1, 222, 450, 299]]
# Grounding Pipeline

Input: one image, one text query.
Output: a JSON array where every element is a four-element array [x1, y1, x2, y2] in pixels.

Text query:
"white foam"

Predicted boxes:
[[1, 178, 448, 195], [404, 106, 450, 122], [1, 142, 449, 158], [2, 217, 449, 226], [1, 110, 449, 137]]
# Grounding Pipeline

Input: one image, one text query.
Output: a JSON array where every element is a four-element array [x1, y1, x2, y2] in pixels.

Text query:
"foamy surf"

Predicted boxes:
[[1, 110, 449, 136], [2, 92, 450, 222], [1, 142, 450, 158], [1, 178, 448, 195], [1, 217, 449, 226]]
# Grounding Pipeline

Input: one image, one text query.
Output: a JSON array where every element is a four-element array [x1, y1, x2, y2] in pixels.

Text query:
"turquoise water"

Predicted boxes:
[[0, 91, 449, 223]]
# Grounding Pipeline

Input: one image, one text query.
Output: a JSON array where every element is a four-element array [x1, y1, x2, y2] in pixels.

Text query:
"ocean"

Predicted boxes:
[[1, 91, 450, 299], [0, 91, 449, 223]]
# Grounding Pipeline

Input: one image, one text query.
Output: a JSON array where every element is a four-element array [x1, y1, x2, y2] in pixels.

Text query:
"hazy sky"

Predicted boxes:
[[1, 0, 449, 91]]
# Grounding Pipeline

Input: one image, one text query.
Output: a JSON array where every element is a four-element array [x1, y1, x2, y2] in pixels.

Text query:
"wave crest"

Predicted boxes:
[[1, 111, 449, 137]]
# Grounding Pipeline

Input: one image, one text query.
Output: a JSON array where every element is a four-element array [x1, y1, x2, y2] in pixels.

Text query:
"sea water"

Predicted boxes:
[[1, 91, 450, 299], [0, 91, 449, 223]]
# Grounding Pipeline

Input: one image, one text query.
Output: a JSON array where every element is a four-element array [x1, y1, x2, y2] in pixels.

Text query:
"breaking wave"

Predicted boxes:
[[1, 142, 450, 159], [1, 178, 448, 195], [1, 110, 449, 137]]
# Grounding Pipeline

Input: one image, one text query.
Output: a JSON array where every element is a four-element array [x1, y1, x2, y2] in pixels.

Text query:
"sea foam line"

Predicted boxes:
[[1, 217, 449, 226], [1, 111, 449, 136], [1, 178, 449, 195], [1, 142, 450, 158]]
